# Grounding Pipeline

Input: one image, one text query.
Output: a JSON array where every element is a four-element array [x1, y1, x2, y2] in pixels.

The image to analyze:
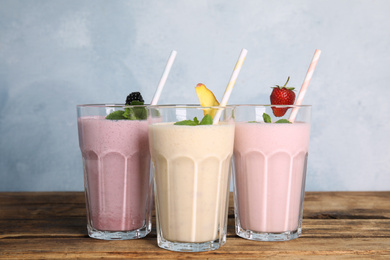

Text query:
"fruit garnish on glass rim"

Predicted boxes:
[[174, 83, 218, 126], [106, 92, 147, 120], [195, 83, 220, 118], [270, 76, 296, 117]]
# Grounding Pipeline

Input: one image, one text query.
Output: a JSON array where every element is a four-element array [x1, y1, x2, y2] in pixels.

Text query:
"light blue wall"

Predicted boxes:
[[1, 0, 389, 191]]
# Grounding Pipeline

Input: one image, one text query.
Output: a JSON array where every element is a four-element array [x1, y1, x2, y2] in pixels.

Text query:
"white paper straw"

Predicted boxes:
[[150, 50, 177, 105], [289, 49, 321, 122], [213, 48, 248, 124]]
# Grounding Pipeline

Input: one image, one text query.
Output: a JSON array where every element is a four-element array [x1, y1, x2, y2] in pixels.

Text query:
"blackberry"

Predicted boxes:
[[125, 92, 144, 105]]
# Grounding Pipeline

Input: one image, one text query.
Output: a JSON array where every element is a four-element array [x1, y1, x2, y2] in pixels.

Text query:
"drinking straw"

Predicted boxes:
[[150, 50, 177, 105], [288, 49, 321, 122], [213, 48, 248, 124]]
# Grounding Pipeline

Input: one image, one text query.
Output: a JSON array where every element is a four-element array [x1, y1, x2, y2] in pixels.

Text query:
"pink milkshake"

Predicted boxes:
[[233, 105, 311, 241], [77, 104, 152, 240]]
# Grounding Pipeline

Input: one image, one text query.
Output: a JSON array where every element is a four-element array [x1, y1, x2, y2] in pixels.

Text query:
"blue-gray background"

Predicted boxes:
[[1, 0, 389, 191]]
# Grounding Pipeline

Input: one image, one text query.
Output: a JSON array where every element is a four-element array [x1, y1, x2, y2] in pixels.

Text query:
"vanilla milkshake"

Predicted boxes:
[[233, 105, 311, 241], [148, 105, 235, 252], [77, 104, 153, 240]]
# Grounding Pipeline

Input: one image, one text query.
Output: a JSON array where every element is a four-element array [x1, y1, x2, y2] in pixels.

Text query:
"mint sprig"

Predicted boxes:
[[105, 110, 126, 120], [199, 114, 213, 125], [263, 113, 272, 123], [275, 119, 291, 124], [174, 117, 199, 126], [106, 100, 147, 120], [255, 113, 291, 124], [174, 114, 213, 126]]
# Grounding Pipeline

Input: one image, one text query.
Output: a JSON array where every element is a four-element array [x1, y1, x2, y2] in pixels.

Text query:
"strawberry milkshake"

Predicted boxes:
[[77, 100, 152, 240], [233, 105, 311, 241]]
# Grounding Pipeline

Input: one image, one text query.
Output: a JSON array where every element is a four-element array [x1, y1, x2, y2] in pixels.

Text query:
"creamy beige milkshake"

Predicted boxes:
[[149, 119, 234, 251]]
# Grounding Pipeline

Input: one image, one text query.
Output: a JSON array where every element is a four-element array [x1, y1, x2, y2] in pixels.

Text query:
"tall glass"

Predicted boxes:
[[233, 105, 311, 241], [148, 105, 235, 252], [77, 104, 153, 240]]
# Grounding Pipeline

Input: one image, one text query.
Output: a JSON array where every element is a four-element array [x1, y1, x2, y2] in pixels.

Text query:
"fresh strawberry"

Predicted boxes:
[[270, 77, 296, 117]]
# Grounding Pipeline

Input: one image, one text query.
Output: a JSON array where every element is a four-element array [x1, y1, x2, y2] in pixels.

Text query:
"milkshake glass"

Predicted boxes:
[[148, 105, 235, 252], [233, 105, 311, 241], [77, 104, 153, 240]]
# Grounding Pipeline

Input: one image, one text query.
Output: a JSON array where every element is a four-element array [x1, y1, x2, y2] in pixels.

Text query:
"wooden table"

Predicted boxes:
[[1, 192, 389, 259]]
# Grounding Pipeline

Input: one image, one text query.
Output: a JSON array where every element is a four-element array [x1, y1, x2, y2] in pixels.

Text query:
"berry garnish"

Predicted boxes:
[[126, 92, 144, 105], [270, 76, 296, 117], [106, 91, 147, 120]]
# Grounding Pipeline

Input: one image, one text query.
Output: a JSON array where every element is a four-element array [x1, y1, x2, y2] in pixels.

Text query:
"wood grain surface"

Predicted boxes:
[[1, 192, 389, 259]]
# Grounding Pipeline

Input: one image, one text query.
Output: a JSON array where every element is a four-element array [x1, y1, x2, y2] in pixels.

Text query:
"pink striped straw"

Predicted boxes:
[[289, 49, 321, 122]]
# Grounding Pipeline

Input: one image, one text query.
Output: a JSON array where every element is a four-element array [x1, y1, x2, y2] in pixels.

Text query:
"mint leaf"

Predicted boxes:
[[174, 119, 199, 126], [120, 100, 147, 120], [131, 100, 147, 120], [275, 119, 292, 124], [130, 100, 144, 106], [193, 117, 199, 125], [263, 113, 271, 123], [199, 114, 213, 125], [106, 110, 126, 120], [133, 107, 147, 120], [150, 108, 161, 117], [123, 107, 137, 120], [247, 114, 291, 124], [174, 115, 213, 126]]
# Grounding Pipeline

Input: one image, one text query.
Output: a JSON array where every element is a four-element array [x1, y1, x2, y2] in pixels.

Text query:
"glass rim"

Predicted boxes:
[[77, 104, 310, 109], [147, 104, 235, 109], [77, 103, 149, 108], [233, 104, 311, 108]]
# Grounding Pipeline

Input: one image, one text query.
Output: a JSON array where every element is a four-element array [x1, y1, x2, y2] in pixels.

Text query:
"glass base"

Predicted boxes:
[[87, 223, 151, 240], [157, 237, 225, 252], [236, 226, 301, 241]]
